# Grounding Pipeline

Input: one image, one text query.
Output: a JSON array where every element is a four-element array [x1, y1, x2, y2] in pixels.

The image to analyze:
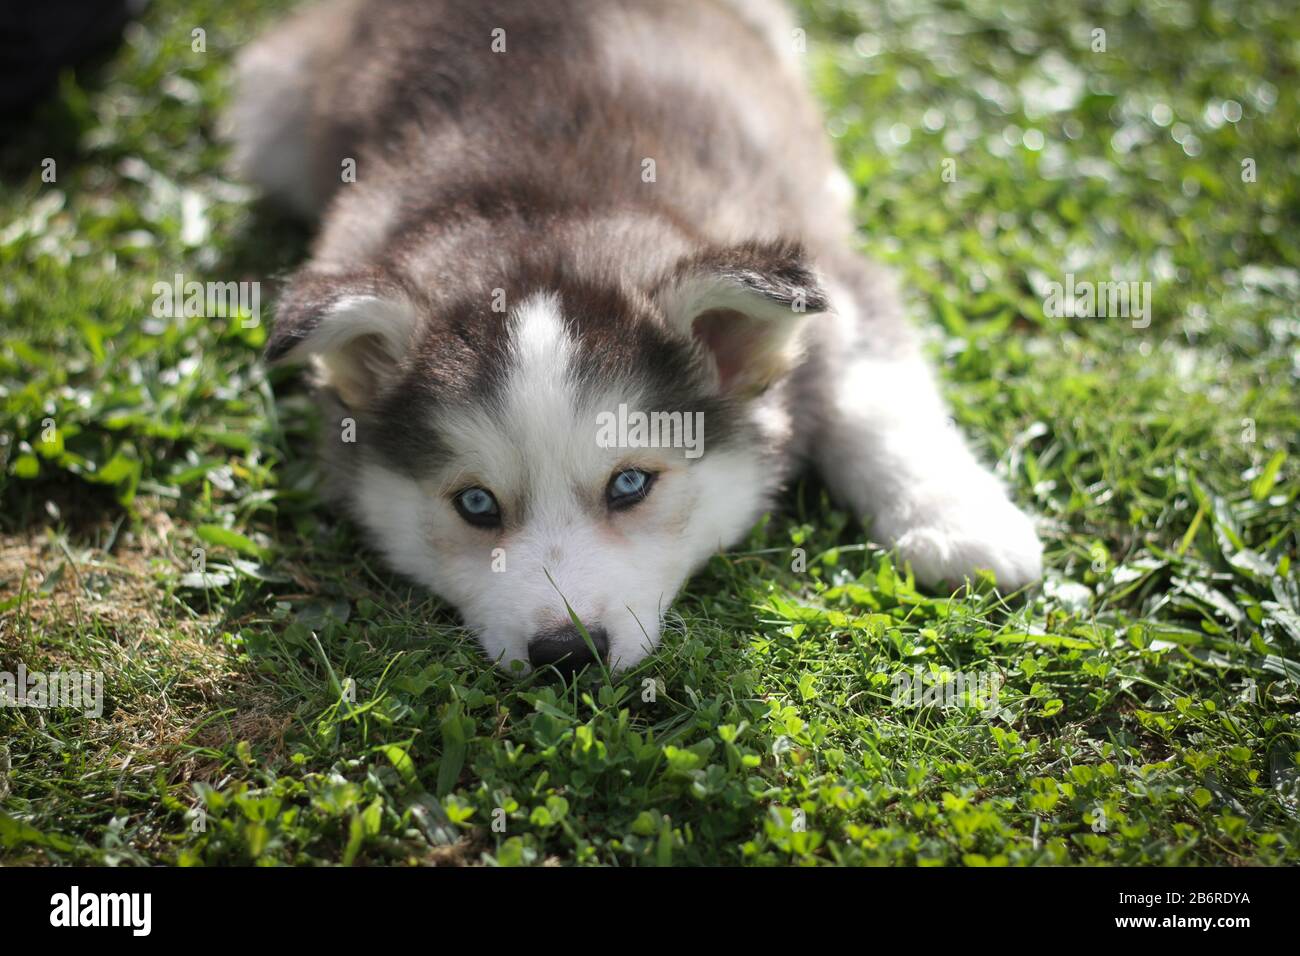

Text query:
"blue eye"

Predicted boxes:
[[454, 487, 501, 527], [607, 469, 655, 509]]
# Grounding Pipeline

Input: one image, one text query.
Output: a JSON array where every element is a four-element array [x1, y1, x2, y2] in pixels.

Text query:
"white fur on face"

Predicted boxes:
[[351, 292, 766, 672]]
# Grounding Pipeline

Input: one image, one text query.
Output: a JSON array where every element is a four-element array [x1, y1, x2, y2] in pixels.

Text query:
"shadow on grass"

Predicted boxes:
[[215, 197, 314, 287]]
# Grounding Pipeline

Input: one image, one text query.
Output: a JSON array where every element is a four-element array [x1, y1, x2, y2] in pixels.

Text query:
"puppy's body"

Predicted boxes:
[[229, 0, 1043, 672]]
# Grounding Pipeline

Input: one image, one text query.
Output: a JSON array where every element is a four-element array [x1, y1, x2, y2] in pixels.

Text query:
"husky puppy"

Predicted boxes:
[[227, 0, 1043, 674]]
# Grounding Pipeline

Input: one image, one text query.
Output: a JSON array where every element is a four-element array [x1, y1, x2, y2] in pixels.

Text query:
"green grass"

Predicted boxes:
[[1, 0, 1298, 866]]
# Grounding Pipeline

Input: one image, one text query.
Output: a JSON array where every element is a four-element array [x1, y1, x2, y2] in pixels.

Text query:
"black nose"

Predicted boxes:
[[527, 624, 608, 676]]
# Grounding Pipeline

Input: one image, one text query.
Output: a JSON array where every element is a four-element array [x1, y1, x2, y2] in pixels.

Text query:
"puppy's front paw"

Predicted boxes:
[[887, 486, 1043, 591]]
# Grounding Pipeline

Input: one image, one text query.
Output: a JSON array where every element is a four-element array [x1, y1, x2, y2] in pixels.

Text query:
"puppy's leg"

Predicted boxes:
[[221, 0, 358, 218], [810, 260, 1043, 590]]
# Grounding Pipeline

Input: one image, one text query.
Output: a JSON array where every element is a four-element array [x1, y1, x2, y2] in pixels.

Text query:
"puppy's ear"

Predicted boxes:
[[653, 239, 829, 397], [266, 269, 421, 407]]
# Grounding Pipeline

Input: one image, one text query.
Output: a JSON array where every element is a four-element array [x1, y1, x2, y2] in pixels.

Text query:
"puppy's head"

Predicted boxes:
[[267, 240, 826, 674]]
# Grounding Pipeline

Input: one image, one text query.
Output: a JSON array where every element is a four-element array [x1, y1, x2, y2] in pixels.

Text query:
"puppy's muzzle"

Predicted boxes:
[[527, 624, 608, 677]]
